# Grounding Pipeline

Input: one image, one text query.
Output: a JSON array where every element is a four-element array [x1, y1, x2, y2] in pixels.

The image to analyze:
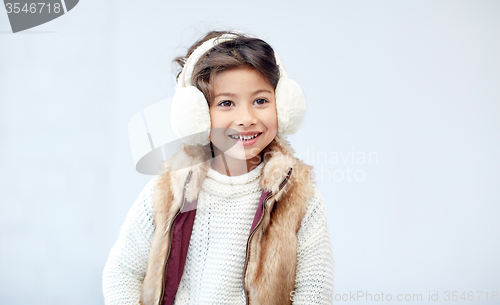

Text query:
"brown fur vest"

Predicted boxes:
[[139, 136, 315, 305]]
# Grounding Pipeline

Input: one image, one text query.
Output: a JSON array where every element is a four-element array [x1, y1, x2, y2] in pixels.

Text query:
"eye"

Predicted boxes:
[[218, 100, 234, 107], [254, 98, 268, 105]]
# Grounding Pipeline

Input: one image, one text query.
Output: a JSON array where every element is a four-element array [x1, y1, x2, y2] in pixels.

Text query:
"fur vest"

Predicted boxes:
[[139, 136, 315, 305]]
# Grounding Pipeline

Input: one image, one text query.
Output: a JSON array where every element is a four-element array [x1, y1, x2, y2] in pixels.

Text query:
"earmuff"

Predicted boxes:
[[171, 32, 306, 146]]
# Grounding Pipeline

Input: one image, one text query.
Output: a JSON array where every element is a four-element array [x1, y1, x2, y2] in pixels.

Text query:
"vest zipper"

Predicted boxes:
[[242, 168, 293, 305], [158, 171, 193, 305]]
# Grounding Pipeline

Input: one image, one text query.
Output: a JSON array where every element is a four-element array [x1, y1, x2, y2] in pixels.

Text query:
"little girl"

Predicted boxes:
[[103, 30, 334, 305]]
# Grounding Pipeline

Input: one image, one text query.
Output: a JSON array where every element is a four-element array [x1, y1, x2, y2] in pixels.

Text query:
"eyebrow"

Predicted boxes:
[[214, 89, 273, 99]]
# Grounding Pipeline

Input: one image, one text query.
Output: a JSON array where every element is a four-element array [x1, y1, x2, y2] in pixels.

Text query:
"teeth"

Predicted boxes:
[[229, 133, 260, 141]]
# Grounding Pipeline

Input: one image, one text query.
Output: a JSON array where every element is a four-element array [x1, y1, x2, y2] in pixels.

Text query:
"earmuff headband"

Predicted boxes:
[[171, 32, 305, 145]]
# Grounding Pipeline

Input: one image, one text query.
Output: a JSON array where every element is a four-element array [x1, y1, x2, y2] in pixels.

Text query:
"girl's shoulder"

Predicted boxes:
[[305, 185, 327, 214], [298, 185, 330, 235]]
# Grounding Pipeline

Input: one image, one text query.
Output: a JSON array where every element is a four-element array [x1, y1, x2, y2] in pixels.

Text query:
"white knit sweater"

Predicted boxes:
[[102, 164, 335, 304]]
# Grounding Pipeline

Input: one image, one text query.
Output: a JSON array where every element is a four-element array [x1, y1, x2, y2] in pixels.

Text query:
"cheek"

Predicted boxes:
[[209, 110, 224, 128], [263, 108, 278, 135], [209, 110, 234, 144]]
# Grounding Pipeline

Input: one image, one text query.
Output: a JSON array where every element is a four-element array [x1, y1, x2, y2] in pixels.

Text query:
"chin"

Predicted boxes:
[[221, 145, 258, 161], [225, 150, 256, 161]]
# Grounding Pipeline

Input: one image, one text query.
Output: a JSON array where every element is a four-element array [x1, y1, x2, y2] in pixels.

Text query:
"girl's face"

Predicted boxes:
[[209, 66, 278, 163]]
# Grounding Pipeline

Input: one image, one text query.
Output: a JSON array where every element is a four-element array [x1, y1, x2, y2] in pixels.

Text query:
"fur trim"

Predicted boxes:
[[246, 137, 314, 304], [140, 144, 210, 305], [139, 172, 174, 305], [140, 135, 315, 304], [167, 143, 211, 206]]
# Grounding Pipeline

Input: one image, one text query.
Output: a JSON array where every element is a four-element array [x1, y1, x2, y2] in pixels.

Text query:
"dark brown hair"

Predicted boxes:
[[173, 31, 280, 105]]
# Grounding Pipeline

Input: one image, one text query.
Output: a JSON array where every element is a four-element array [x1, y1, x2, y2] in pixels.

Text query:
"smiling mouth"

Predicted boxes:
[[228, 133, 262, 141]]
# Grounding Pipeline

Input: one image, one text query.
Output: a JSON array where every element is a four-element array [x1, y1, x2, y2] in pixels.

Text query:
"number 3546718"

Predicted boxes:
[[444, 291, 498, 301], [5, 3, 62, 14]]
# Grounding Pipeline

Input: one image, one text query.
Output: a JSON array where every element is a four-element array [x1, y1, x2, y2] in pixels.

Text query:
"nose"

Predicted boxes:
[[237, 104, 257, 127]]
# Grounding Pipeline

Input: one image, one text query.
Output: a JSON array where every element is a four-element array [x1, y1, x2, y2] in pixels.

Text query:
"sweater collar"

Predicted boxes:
[[206, 161, 264, 185], [202, 162, 264, 198]]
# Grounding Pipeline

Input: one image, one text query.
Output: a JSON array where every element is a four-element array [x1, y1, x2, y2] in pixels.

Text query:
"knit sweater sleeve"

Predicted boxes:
[[102, 177, 157, 305], [292, 186, 335, 304]]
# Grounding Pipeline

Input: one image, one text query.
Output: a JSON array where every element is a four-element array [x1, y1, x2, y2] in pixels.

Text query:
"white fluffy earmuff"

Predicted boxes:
[[171, 32, 306, 145]]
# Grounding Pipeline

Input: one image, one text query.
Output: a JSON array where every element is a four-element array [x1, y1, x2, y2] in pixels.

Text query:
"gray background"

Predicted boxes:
[[1, 0, 499, 304]]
